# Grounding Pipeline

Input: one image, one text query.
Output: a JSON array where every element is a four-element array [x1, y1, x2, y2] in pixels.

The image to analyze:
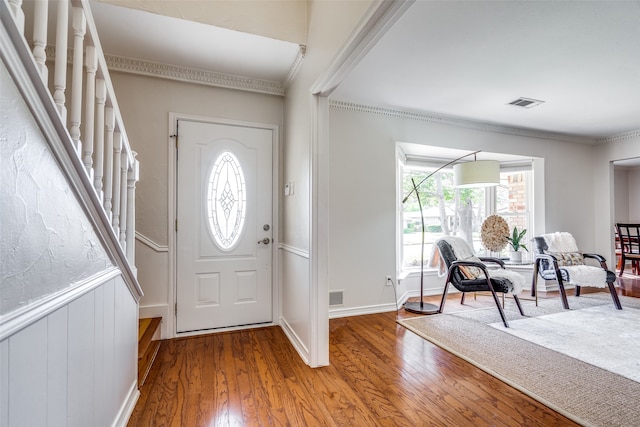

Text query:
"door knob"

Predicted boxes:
[[258, 237, 270, 245]]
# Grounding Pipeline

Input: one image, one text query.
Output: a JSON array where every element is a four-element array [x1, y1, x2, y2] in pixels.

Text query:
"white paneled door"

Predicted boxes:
[[176, 119, 273, 333]]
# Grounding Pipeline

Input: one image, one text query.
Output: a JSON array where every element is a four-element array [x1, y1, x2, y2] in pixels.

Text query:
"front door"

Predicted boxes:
[[176, 118, 273, 333]]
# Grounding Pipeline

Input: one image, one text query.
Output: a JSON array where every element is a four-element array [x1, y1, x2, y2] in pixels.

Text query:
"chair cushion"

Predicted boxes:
[[456, 277, 512, 294]]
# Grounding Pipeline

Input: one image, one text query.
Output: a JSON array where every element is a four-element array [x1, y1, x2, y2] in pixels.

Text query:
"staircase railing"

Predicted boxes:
[[3, 0, 142, 293]]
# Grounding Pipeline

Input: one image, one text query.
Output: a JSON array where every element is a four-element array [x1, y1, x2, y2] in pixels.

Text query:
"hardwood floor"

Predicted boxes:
[[128, 274, 639, 427]]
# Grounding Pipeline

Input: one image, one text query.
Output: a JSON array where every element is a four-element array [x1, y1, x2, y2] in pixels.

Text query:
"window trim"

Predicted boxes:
[[398, 154, 536, 274]]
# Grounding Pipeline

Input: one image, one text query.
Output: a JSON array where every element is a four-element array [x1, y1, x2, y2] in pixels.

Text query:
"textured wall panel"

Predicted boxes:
[[0, 61, 112, 316]]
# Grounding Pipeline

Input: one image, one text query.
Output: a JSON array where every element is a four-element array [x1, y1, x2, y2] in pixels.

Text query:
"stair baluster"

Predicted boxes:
[[31, 0, 47, 82], [69, 6, 85, 154], [83, 45, 97, 179], [112, 132, 122, 237], [53, 0, 68, 121]]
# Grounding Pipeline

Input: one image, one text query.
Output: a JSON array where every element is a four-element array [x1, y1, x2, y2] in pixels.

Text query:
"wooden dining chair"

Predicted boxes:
[[615, 229, 623, 272], [616, 223, 640, 276]]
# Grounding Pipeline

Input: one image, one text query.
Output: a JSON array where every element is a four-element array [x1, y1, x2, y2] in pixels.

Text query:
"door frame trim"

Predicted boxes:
[[167, 112, 280, 338]]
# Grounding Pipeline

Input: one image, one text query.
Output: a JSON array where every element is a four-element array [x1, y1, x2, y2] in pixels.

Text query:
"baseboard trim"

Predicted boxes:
[[112, 379, 139, 427], [329, 302, 398, 319], [279, 317, 310, 365]]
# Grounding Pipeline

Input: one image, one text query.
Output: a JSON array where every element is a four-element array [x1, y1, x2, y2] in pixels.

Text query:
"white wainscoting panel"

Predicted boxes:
[[0, 274, 138, 427], [8, 317, 48, 426], [47, 307, 68, 426], [68, 292, 96, 425], [0, 340, 8, 427], [279, 245, 310, 364]]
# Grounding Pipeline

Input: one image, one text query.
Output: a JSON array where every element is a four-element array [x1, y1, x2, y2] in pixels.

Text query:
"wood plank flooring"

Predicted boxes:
[[128, 274, 639, 427]]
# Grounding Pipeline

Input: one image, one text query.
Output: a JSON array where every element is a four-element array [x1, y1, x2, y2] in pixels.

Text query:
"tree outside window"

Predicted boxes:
[[401, 166, 531, 270]]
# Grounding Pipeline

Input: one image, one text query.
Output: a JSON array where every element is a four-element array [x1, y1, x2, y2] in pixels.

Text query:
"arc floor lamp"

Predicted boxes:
[[403, 150, 500, 314]]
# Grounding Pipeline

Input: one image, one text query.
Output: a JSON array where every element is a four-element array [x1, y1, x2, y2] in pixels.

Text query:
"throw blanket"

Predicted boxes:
[[542, 231, 580, 252], [428, 236, 524, 295], [541, 232, 608, 288]]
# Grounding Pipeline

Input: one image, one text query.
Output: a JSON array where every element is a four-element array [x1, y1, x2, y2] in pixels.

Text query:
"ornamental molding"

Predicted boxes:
[[105, 54, 284, 96], [45, 46, 308, 96], [599, 129, 640, 144], [283, 45, 306, 89], [329, 100, 599, 144]]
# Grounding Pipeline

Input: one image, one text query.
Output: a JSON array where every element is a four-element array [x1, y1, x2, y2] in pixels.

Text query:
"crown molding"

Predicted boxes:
[[329, 99, 599, 144], [599, 129, 640, 144], [45, 46, 308, 96], [104, 54, 284, 96], [283, 45, 306, 89]]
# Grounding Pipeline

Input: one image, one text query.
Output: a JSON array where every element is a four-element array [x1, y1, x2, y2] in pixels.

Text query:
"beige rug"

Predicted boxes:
[[398, 293, 640, 427]]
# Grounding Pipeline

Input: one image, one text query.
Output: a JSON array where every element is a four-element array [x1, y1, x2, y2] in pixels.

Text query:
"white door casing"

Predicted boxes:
[[176, 118, 273, 333]]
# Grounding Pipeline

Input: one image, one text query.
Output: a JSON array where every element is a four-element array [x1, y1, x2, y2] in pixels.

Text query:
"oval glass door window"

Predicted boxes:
[[207, 151, 246, 250]]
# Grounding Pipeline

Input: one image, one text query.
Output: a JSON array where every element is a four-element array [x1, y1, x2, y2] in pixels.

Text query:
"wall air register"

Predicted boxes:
[[508, 97, 545, 108]]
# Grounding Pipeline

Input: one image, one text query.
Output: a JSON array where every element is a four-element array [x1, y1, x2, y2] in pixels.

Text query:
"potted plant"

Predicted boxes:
[[505, 226, 528, 262]]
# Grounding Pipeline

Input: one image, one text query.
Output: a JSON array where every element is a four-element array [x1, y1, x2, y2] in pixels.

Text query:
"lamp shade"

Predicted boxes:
[[453, 160, 500, 188]]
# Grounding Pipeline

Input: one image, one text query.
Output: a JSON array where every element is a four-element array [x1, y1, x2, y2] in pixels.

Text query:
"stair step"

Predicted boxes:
[[138, 317, 162, 386]]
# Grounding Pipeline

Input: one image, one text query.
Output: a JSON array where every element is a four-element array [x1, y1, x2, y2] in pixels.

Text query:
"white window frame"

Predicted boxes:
[[397, 155, 535, 274]]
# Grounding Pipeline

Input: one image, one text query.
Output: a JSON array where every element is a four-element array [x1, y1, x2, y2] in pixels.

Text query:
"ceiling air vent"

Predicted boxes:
[[508, 97, 545, 108]]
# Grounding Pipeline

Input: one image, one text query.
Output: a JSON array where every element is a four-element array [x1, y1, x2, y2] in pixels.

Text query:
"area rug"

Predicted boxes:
[[398, 293, 640, 427], [490, 304, 640, 382]]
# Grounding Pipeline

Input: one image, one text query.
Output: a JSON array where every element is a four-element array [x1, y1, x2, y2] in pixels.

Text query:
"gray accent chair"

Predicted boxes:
[[436, 239, 525, 328], [532, 236, 621, 310]]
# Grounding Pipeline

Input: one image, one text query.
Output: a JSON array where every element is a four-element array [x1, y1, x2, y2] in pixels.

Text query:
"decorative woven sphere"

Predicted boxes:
[[481, 215, 509, 252]]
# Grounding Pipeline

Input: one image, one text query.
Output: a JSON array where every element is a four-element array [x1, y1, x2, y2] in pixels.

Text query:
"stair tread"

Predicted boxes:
[[138, 317, 161, 360]]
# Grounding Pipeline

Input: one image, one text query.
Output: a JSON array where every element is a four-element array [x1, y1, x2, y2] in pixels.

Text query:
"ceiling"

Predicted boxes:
[[89, 0, 301, 83], [89, 1, 640, 154], [332, 1, 640, 142]]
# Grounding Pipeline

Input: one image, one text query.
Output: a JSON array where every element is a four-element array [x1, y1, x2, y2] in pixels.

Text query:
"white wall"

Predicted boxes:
[[327, 105, 625, 313], [614, 166, 631, 223], [282, 0, 372, 365], [627, 166, 640, 221]]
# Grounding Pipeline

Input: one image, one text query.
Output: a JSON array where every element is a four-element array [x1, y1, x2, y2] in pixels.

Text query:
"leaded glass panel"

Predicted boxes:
[[207, 151, 246, 250]]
